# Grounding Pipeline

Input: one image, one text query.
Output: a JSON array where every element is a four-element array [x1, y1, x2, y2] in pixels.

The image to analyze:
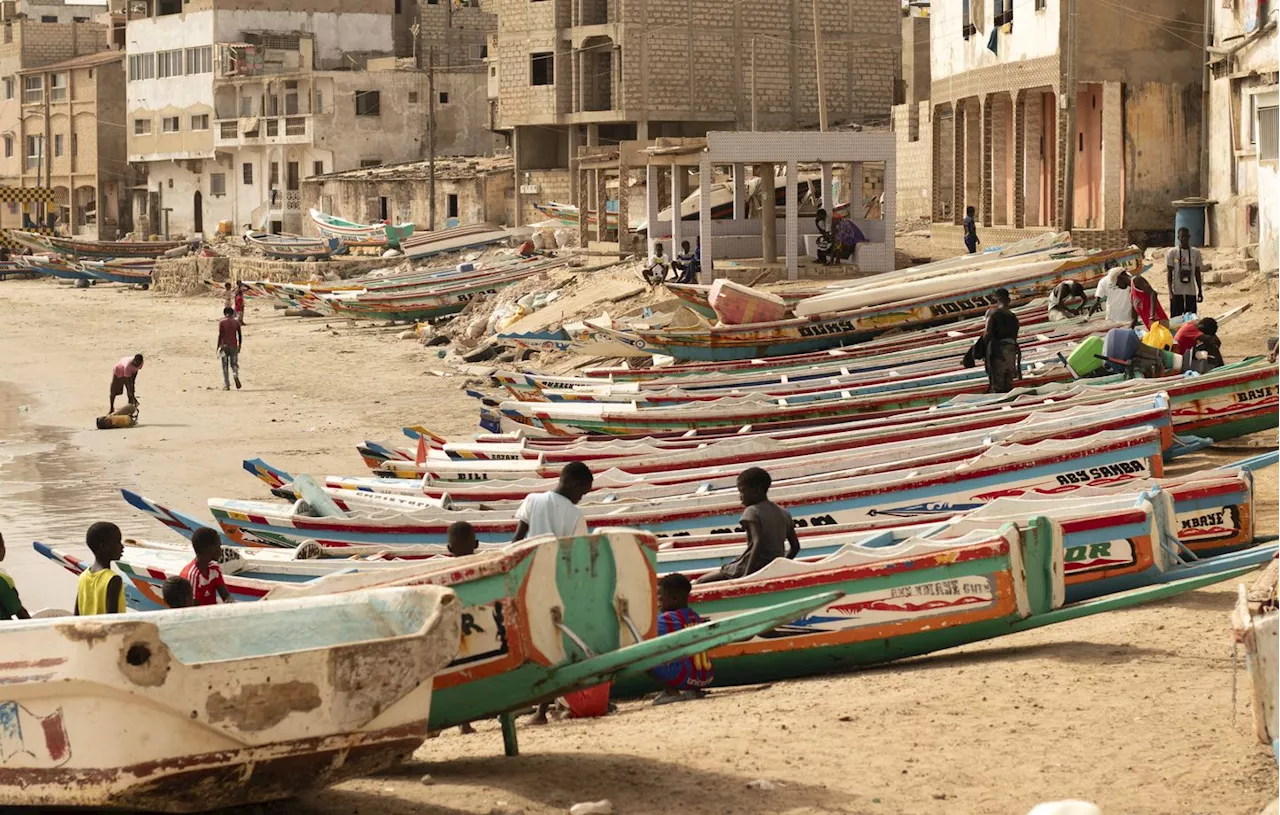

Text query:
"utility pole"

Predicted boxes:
[[427, 46, 437, 232], [813, 0, 828, 131], [750, 35, 758, 132], [1060, 0, 1076, 232]]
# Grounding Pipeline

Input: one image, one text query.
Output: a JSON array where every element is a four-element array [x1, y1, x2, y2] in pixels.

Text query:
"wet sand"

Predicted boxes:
[[0, 278, 1276, 814]]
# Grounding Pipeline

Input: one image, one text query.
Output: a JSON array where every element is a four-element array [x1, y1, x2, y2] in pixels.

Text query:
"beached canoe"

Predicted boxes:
[[309, 208, 415, 247], [0, 585, 460, 811], [244, 232, 348, 261], [1230, 559, 1279, 762], [9, 230, 190, 259], [612, 514, 1266, 693]]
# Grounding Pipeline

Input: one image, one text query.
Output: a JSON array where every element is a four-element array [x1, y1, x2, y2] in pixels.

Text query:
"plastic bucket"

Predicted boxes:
[[563, 682, 612, 718]]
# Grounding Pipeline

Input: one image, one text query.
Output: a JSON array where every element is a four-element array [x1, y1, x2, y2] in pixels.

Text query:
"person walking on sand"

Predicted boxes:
[[222, 281, 234, 311], [109, 353, 143, 413], [217, 306, 242, 391], [75, 522, 125, 615], [963, 206, 980, 254], [234, 282, 247, 325]]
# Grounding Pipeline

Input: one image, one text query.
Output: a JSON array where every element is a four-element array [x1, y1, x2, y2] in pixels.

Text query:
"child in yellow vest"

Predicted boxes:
[[75, 522, 126, 615], [0, 531, 31, 620]]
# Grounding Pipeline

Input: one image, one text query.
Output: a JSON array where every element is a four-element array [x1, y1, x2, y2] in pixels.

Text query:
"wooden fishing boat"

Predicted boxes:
[[591, 247, 1142, 361], [309, 208, 415, 247], [244, 231, 348, 261], [36, 531, 839, 741], [129, 428, 1164, 548], [326, 264, 554, 322], [9, 230, 190, 259], [0, 260, 37, 280], [17, 254, 95, 281], [80, 258, 154, 286], [494, 358, 1277, 439], [610, 515, 1265, 694], [1230, 558, 1278, 762], [0, 585, 461, 811], [400, 223, 514, 260]]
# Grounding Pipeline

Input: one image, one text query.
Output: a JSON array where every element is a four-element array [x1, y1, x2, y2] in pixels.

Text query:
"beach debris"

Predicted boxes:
[[745, 779, 779, 791], [420, 774, 434, 785], [569, 800, 613, 815]]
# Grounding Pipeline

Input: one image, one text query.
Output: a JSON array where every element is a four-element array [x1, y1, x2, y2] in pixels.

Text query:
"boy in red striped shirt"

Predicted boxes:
[[650, 573, 714, 705], [180, 527, 233, 606]]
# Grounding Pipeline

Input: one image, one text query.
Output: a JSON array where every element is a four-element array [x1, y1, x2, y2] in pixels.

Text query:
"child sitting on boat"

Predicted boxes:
[[75, 522, 125, 615], [650, 573, 714, 705], [696, 467, 800, 585], [447, 521, 479, 557], [0, 531, 31, 620], [180, 527, 234, 606], [162, 576, 193, 609]]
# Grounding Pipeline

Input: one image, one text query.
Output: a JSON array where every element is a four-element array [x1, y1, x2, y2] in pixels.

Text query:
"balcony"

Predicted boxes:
[[214, 115, 313, 147]]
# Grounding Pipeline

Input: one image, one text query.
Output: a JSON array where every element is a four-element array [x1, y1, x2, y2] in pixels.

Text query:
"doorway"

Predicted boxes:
[[193, 190, 203, 234]]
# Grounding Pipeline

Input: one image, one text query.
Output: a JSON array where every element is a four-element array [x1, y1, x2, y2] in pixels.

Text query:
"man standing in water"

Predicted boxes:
[[109, 353, 143, 413], [982, 288, 1020, 393]]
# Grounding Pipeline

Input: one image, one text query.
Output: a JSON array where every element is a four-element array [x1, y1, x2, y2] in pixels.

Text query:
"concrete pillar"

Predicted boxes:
[[512, 127, 523, 228], [670, 163, 686, 257], [568, 125, 583, 206], [617, 166, 631, 254], [636, 121, 649, 142], [595, 168, 608, 243], [849, 161, 863, 216], [577, 165, 590, 248], [953, 100, 966, 225], [992, 95, 1010, 226], [760, 162, 776, 264], [981, 94, 994, 228], [645, 162, 660, 260], [699, 155, 713, 281], [785, 159, 798, 280], [820, 162, 834, 214], [586, 123, 599, 146], [1024, 92, 1042, 227], [1101, 81, 1123, 231], [732, 163, 748, 219]]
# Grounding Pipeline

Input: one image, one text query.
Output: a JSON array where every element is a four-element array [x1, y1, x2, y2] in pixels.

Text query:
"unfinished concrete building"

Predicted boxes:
[[492, 0, 902, 225], [929, 0, 1204, 251]]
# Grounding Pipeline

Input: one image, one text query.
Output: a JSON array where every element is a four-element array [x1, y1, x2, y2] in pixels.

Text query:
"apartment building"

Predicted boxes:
[[0, 0, 110, 25], [6, 51, 130, 238], [928, 0, 1205, 250], [124, 0, 494, 237], [490, 0, 902, 225]]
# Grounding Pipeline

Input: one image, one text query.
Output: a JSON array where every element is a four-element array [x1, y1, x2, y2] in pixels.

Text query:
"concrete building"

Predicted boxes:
[[0, 0, 110, 25], [491, 0, 902, 225], [8, 51, 131, 237], [928, 0, 1205, 251], [124, 0, 496, 237], [301, 153, 513, 233], [1206, 1, 1276, 270]]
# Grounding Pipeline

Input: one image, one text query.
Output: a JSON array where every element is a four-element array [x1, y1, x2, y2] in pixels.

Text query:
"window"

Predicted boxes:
[[210, 172, 226, 195], [438, 91, 449, 104], [161, 116, 179, 133], [239, 95, 253, 117], [1260, 106, 1278, 161], [314, 89, 323, 114], [3, 77, 11, 99], [962, 0, 976, 38], [447, 193, 459, 219], [190, 114, 209, 130], [71, 133, 76, 156], [394, 0, 401, 11], [128, 53, 155, 81], [25, 135, 42, 169], [408, 91, 419, 104], [53, 134, 63, 156], [360, 158, 382, 168], [73, 15, 88, 22], [50, 73, 66, 101], [242, 162, 253, 184], [157, 49, 183, 79], [40, 15, 56, 22], [185, 45, 212, 75], [993, 0, 1012, 27], [133, 117, 151, 135], [269, 161, 279, 187], [1035, 0, 1046, 9], [530, 52, 554, 85], [355, 90, 380, 116], [3, 135, 11, 158], [22, 76, 41, 104], [313, 160, 324, 176]]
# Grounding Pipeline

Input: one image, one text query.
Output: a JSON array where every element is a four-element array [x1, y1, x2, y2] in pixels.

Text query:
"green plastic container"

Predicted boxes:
[[1067, 335, 1105, 376]]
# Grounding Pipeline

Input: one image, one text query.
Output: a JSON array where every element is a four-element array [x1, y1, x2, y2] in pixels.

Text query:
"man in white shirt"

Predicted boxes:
[[1093, 266, 1135, 324], [512, 461, 593, 541], [643, 242, 671, 286], [1165, 227, 1203, 318]]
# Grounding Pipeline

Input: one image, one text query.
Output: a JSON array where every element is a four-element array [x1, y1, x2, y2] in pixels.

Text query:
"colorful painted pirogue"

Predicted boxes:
[[0, 585, 462, 811], [35, 530, 840, 734], [323, 263, 560, 322], [9, 230, 191, 258], [244, 232, 349, 261], [309, 208, 415, 247], [589, 247, 1142, 361]]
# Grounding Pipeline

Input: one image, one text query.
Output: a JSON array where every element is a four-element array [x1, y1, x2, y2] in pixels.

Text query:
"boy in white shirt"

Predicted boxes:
[[512, 461, 593, 541], [1093, 266, 1135, 324]]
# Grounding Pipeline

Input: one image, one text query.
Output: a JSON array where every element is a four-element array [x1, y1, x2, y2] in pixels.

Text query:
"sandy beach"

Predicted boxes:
[[0, 276, 1276, 815]]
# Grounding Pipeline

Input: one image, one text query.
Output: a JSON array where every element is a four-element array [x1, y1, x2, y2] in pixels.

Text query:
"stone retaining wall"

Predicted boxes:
[[152, 256, 404, 296]]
